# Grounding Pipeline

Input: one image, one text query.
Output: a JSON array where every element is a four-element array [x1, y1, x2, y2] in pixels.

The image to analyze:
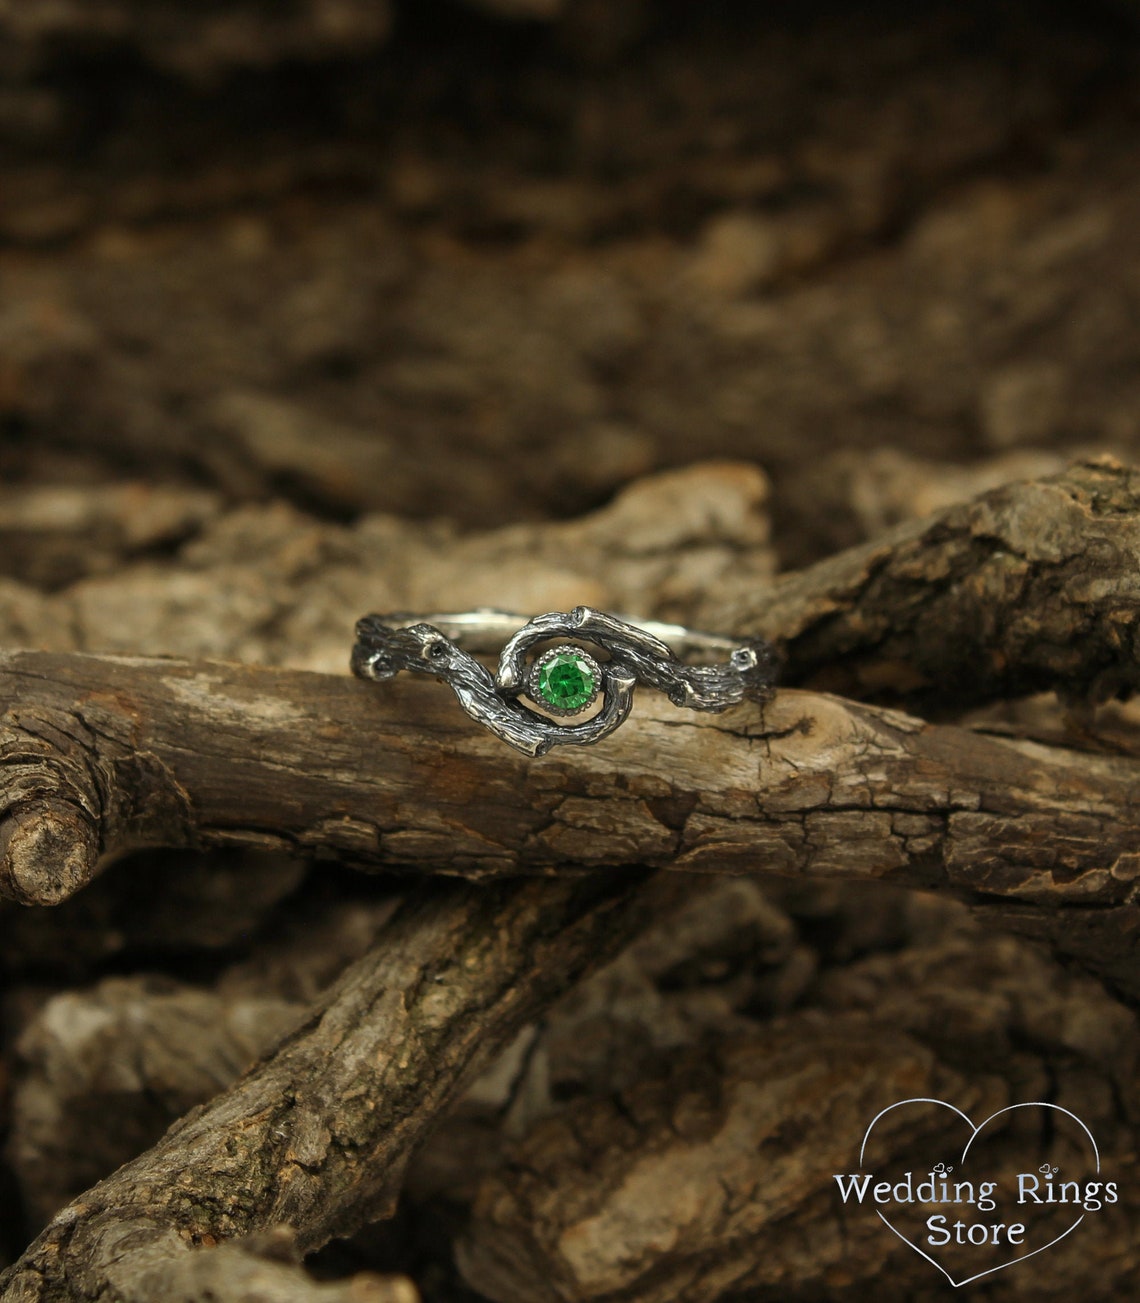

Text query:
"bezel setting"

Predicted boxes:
[[528, 645, 603, 717]]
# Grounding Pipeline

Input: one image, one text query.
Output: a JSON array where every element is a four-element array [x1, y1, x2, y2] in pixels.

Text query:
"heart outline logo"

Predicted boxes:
[[858, 1098, 1100, 1289]]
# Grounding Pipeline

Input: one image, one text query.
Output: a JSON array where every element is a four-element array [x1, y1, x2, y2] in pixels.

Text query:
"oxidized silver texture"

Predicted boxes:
[[351, 606, 779, 756]]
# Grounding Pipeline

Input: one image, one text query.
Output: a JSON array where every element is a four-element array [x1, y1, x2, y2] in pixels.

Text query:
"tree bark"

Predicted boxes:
[[708, 456, 1140, 711], [456, 925, 1140, 1302], [0, 871, 678, 1303], [1, 481, 1138, 1297], [0, 643, 1134, 877], [3, 3, 1140, 1298]]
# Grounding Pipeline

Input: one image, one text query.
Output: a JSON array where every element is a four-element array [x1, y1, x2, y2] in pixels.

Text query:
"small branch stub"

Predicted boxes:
[[0, 807, 100, 906]]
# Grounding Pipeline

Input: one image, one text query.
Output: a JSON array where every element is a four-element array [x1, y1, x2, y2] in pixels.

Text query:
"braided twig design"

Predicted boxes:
[[351, 606, 778, 756]]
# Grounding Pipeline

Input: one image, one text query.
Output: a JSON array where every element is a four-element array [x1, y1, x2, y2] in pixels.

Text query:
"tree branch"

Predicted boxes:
[[1, 652, 1136, 904], [456, 926, 1140, 1301], [4, 458, 1140, 1298], [0, 871, 677, 1303], [707, 456, 1140, 710]]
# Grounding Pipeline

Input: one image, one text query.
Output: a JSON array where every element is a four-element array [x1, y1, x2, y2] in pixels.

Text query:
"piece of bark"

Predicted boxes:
[[474, 880, 968, 1135], [3, 650, 1140, 996], [0, 871, 676, 1303], [457, 931, 1139, 1302], [0, 649, 1125, 900], [133, 1233, 417, 1303], [16, 1223, 421, 1303], [7, 977, 303, 1228], [13, 458, 1140, 721], [813, 930, 1140, 1101], [703, 456, 1140, 711], [4, 874, 795, 1233], [773, 446, 1072, 569], [0, 459, 776, 665], [59, 461, 773, 672], [0, 849, 307, 979], [6, 890, 403, 1225], [407, 877, 802, 1205], [0, 483, 220, 590], [1, 876, 965, 1243], [457, 1016, 995, 1302], [0, 581, 75, 657], [413, 880, 1133, 1218]]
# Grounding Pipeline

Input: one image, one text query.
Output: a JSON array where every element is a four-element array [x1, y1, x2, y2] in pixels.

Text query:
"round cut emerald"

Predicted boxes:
[[537, 652, 596, 712]]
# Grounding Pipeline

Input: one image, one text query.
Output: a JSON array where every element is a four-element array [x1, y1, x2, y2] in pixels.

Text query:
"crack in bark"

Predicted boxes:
[[4, 460, 1140, 1297]]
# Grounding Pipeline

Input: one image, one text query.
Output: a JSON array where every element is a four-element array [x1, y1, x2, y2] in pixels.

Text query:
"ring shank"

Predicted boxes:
[[377, 609, 743, 660]]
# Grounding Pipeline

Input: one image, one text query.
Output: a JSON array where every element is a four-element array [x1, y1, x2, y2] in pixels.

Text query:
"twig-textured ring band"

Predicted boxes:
[[351, 606, 779, 755]]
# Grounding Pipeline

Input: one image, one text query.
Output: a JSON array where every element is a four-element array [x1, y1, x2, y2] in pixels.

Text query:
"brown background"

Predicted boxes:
[[1, 2, 1140, 1300]]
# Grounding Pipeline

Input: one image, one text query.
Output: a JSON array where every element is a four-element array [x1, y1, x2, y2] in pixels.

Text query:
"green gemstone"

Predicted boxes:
[[537, 653, 596, 712]]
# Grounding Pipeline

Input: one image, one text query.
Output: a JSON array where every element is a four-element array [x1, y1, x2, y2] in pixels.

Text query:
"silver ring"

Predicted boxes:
[[351, 606, 778, 756]]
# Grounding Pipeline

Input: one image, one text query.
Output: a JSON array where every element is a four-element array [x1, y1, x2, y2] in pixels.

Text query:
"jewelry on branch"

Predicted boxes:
[[351, 606, 778, 756]]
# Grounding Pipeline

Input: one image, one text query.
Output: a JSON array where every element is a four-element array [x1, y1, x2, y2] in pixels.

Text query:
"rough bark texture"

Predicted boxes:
[[0, 643, 1137, 907], [4, 3, 1140, 1300], [0, 460, 775, 669], [456, 922, 1140, 1301], [1, 477, 1139, 1298], [716, 456, 1140, 711], [7, 891, 404, 1223], [0, 872, 676, 1302]]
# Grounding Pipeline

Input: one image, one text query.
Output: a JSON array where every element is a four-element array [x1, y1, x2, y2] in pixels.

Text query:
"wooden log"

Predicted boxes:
[[0, 872, 679, 1303], [710, 457, 1140, 710], [457, 930, 1140, 1301], [0, 655, 1135, 902]]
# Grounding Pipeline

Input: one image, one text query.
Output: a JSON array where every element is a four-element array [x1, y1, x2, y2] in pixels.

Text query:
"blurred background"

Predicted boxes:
[[2, 0, 1139, 572]]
